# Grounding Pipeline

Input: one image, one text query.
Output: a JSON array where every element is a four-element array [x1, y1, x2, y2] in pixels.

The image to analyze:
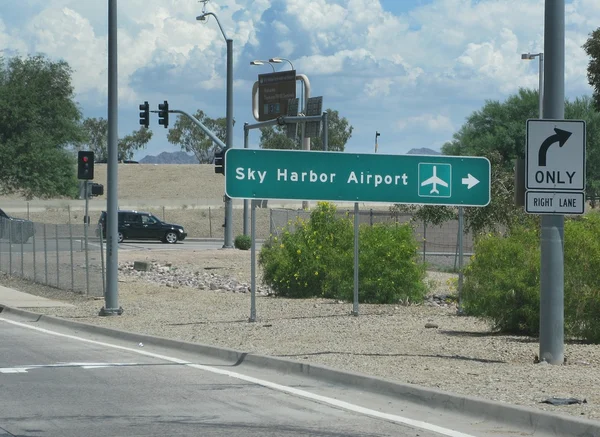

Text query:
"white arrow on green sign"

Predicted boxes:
[[225, 149, 491, 207]]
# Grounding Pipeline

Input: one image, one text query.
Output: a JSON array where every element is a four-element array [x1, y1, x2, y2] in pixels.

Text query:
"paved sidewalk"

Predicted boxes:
[[0, 285, 74, 308]]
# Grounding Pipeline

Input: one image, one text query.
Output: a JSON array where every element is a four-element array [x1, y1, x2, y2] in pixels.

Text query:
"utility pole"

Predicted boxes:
[[100, 0, 122, 316]]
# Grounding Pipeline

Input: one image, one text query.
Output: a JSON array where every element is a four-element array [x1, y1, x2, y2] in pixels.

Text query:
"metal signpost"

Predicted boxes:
[[258, 70, 297, 121], [525, 119, 586, 215], [225, 149, 491, 206], [231, 149, 491, 322]]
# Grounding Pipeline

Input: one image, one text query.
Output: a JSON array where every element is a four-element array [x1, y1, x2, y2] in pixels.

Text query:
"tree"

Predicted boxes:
[[259, 109, 353, 151], [0, 55, 85, 199], [583, 28, 600, 111], [404, 89, 600, 234], [79, 117, 153, 161], [167, 110, 226, 163]]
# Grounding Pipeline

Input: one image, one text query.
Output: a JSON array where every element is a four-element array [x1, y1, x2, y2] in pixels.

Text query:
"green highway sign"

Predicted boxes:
[[225, 149, 491, 207]]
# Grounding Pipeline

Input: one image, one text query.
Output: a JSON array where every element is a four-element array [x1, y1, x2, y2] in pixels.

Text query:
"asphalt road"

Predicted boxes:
[[0, 314, 527, 437]]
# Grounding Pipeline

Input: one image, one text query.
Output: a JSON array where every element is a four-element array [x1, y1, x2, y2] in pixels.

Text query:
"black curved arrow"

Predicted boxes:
[[538, 128, 572, 166]]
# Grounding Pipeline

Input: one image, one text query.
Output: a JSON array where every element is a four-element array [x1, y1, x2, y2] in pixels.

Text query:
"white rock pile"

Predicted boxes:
[[118, 261, 273, 296], [118, 261, 457, 308]]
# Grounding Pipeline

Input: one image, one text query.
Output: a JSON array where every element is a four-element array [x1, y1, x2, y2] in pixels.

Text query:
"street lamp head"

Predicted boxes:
[[269, 57, 294, 70], [521, 53, 533, 60], [196, 14, 207, 21], [250, 60, 265, 66]]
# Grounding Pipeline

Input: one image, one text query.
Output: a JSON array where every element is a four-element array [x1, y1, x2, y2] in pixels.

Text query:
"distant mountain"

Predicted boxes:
[[140, 151, 199, 164], [406, 147, 442, 155]]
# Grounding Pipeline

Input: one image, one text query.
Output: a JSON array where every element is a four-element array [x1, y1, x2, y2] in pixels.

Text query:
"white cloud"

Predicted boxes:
[[1, 0, 599, 158], [397, 114, 454, 133]]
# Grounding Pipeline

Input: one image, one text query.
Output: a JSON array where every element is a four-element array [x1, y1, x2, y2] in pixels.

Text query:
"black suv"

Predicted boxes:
[[97, 210, 187, 244], [0, 208, 35, 244]]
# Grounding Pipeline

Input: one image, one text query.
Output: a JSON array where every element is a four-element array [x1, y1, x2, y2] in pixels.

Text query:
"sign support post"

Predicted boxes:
[[540, 0, 565, 365]]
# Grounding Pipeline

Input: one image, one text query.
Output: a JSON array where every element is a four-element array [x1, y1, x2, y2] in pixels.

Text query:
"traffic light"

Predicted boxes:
[[77, 151, 95, 180], [214, 148, 225, 175], [139, 101, 149, 128], [158, 100, 169, 128]]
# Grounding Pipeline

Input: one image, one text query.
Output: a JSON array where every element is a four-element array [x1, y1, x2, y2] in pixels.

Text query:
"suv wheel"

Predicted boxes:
[[163, 231, 178, 244], [117, 231, 124, 243]]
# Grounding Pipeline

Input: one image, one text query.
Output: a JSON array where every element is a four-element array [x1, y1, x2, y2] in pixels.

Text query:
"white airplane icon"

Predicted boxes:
[[421, 166, 448, 194]]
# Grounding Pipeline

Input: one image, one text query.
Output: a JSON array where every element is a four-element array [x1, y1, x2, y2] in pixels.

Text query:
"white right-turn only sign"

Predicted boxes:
[[526, 119, 586, 191]]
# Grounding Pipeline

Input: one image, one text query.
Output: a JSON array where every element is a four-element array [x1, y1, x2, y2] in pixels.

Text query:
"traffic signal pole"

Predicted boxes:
[[168, 109, 226, 148]]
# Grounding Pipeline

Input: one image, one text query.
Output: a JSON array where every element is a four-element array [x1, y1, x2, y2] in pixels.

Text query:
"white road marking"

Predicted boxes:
[[0, 317, 476, 437], [0, 362, 142, 373]]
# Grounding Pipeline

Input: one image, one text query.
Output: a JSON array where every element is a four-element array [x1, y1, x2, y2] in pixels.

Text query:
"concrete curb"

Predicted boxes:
[[2, 304, 599, 437]]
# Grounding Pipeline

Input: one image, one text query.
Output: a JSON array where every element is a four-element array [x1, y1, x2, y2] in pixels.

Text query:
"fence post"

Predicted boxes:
[[369, 209, 373, 226], [162, 205, 165, 221], [457, 207, 464, 313], [20, 225, 24, 277], [209, 207, 212, 238], [43, 223, 48, 285], [422, 220, 427, 264], [454, 222, 460, 272], [69, 222, 74, 292], [32, 224, 36, 282], [27, 202, 30, 220], [55, 224, 60, 288], [100, 224, 106, 297], [8, 220, 12, 275]]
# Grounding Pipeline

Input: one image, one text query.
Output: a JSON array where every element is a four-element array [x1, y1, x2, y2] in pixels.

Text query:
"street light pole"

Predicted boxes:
[[538, 53, 544, 118], [197, 11, 234, 248], [224, 37, 233, 248]]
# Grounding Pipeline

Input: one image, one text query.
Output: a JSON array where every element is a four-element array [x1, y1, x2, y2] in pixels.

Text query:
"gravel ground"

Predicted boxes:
[[2, 248, 600, 423]]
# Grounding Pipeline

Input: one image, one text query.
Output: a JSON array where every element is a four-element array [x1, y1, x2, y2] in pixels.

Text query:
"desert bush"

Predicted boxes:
[[335, 223, 427, 304], [564, 213, 600, 343], [461, 226, 540, 335], [462, 211, 600, 342], [259, 202, 426, 303], [234, 234, 252, 250]]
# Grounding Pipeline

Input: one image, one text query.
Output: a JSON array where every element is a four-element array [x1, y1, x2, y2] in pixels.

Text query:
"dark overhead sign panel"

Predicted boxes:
[[258, 70, 296, 121]]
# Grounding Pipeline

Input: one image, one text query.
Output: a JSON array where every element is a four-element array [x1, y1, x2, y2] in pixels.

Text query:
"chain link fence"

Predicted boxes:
[[0, 217, 105, 297], [269, 208, 474, 270]]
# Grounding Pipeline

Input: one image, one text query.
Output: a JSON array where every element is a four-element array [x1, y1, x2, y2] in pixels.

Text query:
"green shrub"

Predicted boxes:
[[461, 227, 540, 335], [260, 202, 353, 299], [462, 211, 600, 342], [234, 234, 252, 250], [259, 202, 426, 304], [564, 213, 600, 342], [334, 223, 427, 304]]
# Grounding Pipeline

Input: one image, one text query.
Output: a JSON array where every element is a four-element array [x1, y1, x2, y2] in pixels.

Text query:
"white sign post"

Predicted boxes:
[[525, 119, 586, 215]]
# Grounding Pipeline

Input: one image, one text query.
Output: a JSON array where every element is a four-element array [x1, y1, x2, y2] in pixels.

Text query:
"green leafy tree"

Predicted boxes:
[[583, 28, 600, 111], [402, 89, 600, 234], [259, 109, 353, 151], [79, 117, 153, 161], [0, 55, 85, 199], [167, 110, 226, 163]]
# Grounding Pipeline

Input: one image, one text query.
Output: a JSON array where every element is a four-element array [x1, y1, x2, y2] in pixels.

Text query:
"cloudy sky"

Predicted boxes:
[[1, 0, 598, 159]]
